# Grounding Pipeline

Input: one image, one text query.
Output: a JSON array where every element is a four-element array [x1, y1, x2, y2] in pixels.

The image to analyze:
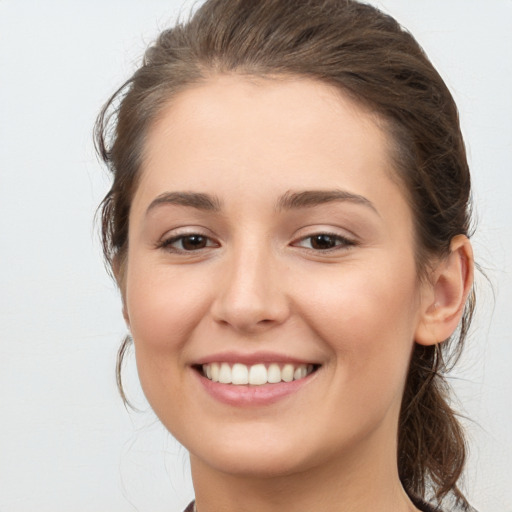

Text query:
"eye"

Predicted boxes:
[[293, 233, 355, 251], [159, 233, 218, 252]]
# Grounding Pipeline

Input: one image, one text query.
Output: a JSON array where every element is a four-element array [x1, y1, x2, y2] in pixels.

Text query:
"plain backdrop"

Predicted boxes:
[[1, 1, 511, 511]]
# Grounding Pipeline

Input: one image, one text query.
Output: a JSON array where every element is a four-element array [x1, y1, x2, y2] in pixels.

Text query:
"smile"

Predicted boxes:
[[201, 362, 317, 385]]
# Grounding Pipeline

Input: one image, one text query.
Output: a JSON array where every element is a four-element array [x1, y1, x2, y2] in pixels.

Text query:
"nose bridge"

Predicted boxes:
[[212, 235, 288, 331]]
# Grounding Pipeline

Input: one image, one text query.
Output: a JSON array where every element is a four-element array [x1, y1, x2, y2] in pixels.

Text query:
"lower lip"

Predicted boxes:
[[194, 370, 315, 407]]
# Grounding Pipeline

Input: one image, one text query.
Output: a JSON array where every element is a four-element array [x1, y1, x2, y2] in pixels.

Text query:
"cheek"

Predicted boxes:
[[123, 261, 212, 397], [126, 260, 209, 343], [296, 260, 420, 382]]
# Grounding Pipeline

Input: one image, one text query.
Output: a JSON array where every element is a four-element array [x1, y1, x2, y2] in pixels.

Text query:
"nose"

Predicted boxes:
[[210, 243, 290, 334]]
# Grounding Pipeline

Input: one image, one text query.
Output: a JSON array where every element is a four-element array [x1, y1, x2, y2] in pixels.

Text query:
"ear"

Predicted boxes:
[[415, 235, 474, 346], [113, 253, 130, 328]]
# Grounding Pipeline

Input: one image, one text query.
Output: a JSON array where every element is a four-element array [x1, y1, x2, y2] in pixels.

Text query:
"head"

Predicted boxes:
[[96, 0, 474, 508]]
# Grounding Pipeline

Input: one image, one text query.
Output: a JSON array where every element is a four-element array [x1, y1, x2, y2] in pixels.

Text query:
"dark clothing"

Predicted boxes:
[[184, 498, 442, 511]]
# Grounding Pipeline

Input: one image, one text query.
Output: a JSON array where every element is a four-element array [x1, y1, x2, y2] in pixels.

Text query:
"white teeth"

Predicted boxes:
[[211, 362, 220, 382], [294, 366, 307, 380], [219, 363, 232, 384], [267, 363, 281, 384], [248, 364, 267, 385], [281, 364, 294, 382], [232, 363, 249, 385], [201, 362, 315, 385]]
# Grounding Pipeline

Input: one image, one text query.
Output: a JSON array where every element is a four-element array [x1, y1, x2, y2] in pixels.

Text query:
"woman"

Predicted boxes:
[[96, 1, 475, 510]]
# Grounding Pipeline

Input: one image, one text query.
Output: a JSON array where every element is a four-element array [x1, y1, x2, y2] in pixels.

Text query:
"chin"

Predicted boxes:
[[199, 451, 310, 479], [187, 430, 318, 478]]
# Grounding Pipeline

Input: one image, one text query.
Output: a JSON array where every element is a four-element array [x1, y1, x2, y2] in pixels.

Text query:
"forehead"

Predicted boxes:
[[134, 75, 404, 216]]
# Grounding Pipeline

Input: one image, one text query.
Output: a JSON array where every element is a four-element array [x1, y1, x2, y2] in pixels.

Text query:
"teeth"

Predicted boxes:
[[219, 363, 232, 384], [294, 366, 307, 380], [232, 363, 249, 385], [211, 362, 220, 382], [201, 362, 315, 385], [282, 364, 294, 382], [267, 363, 281, 383], [249, 364, 267, 385]]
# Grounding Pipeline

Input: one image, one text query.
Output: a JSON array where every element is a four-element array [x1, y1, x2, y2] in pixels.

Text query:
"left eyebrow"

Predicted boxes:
[[276, 189, 379, 216]]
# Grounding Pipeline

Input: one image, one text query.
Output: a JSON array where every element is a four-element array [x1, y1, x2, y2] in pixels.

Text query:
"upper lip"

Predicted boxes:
[[191, 351, 322, 366]]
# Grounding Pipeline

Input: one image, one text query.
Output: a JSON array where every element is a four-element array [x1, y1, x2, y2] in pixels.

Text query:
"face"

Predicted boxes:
[[123, 75, 429, 478]]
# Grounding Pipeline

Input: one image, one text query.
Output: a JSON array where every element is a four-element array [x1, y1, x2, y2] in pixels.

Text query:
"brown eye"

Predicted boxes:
[[293, 233, 355, 251], [180, 235, 208, 250], [309, 234, 339, 250], [160, 234, 217, 252]]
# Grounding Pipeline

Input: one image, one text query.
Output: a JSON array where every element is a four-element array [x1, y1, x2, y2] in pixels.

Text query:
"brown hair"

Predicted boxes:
[[96, 0, 475, 509]]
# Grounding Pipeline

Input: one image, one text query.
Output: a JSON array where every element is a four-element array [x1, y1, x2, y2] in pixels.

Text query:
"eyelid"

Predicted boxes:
[[291, 230, 358, 252], [155, 227, 220, 252], [163, 234, 218, 249]]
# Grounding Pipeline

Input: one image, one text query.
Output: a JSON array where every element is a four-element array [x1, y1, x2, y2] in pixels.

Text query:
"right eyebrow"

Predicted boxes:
[[145, 191, 222, 215]]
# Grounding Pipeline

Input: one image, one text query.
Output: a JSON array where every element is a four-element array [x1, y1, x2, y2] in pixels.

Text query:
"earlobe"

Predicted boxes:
[[415, 235, 474, 346]]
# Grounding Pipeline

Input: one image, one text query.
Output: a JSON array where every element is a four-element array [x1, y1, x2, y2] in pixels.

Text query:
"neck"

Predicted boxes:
[[190, 432, 419, 512]]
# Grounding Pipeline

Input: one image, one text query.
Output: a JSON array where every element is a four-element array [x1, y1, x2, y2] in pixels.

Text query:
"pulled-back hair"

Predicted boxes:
[[96, 0, 475, 508]]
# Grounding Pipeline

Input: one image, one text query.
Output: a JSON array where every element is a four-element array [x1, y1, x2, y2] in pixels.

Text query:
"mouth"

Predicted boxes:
[[195, 362, 320, 386]]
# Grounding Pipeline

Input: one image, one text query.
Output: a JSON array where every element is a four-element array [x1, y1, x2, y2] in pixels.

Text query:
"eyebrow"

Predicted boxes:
[[276, 189, 379, 215], [146, 191, 222, 215], [145, 188, 378, 216]]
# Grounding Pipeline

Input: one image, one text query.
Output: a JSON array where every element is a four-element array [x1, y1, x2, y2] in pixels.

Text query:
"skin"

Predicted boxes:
[[120, 75, 473, 512]]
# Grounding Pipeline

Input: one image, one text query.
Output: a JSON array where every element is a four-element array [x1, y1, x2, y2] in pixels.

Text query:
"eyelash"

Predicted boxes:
[[157, 232, 356, 253], [292, 232, 356, 252], [157, 233, 218, 253]]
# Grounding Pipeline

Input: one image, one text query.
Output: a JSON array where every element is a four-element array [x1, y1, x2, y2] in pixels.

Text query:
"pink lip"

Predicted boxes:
[[192, 366, 317, 407], [192, 351, 318, 366]]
